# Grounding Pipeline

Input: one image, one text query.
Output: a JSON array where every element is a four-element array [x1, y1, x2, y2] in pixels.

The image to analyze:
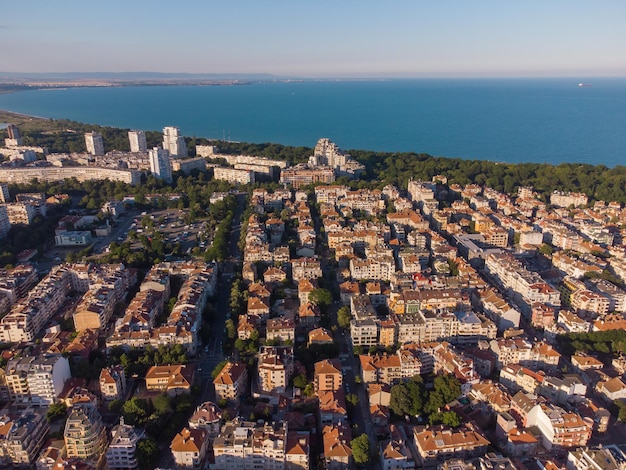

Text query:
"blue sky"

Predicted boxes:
[[2, 0, 625, 77]]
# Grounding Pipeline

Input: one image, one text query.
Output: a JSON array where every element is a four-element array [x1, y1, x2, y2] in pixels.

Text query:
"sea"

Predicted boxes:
[[0, 78, 625, 167]]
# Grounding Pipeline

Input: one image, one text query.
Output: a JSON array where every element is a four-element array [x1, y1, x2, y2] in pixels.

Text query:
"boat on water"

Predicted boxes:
[[578, 83, 592, 87]]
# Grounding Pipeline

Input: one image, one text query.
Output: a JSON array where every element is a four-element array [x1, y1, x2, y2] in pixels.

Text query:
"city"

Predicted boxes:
[[0, 121, 625, 470]]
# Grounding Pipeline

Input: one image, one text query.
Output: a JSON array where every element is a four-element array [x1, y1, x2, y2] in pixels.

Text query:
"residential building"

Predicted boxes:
[[128, 130, 147, 152], [188, 401, 222, 438], [257, 346, 294, 394], [596, 377, 626, 403], [170, 427, 208, 469], [0, 409, 49, 466], [526, 403, 592, 451], [64, 404, 108, 465], [0, 167, 141, 185], [413, 424, 490, 468], [280, 164, 336, 189], [163, 126, 187, 157], [566, 447, 623, 470], [84, 132, 104, 156], [314, 359, 342, 394], [322, 424, 352, 470], [213, 167, 255, 184], [213, 361, 248, 404], [4, 354, 71, 407], [145, 364, 194, 396], [106, 419, 144, 470], [212, 418, 287, 470], [99, 365, 126, 402], [149, 147, 173, 184], [285, 432, 310, 470]]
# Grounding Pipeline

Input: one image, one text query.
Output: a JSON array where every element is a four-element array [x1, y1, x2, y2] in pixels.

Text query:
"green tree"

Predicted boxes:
[[346, 393, 360, 406], [351, 434, 370, 465], [337, 306, 351, 329], [293, 374, 309, 389], [429, 410, 462, 427], [433, 375, 462, 403], [309, 288, 333, 312], [136, 437, 159, 469], [122, 397, 152, 426], [225, 319, 237, 340], [212, 360, 228, 379], [152, 393, 172, 415], [539, 243, 554, 256], [46, 402, 67, 422]]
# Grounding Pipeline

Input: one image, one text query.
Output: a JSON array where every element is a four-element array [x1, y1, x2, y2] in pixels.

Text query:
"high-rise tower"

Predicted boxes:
[[162, 126, 187, 158], [85, 132, 105, 156], [128, 130, 147, 152], [149, 147, 173, 184]]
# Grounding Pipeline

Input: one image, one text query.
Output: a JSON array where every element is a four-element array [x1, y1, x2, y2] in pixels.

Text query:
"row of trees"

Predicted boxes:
[[108, 344, 188, 377], [556, 329, 626, 358]]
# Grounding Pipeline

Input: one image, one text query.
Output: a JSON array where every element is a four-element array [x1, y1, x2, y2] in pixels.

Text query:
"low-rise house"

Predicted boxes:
[[188, 401, 222, 438], [596, 376, 626, 403], [469, 381, 512, 414], [298, 301, 321, 327], [503, 427, 538, 458], [322, 424, 352, 470], [170, 427, 209, 470], [499, 364, 544, 394], [145, 364, 194, 396], [380, 425, 415, 470], [308, 327, 334, 346], [367, 383, 392, 407], [285, 432, 310, 470], [319, 390, 348, 427], [266, 317, 296, 343]]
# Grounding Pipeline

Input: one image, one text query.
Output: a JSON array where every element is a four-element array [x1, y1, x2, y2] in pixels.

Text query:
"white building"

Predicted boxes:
[[213, 167, 255, 184], [106, 419, 144, 469], [55, 231, 93, 246], [85, 132, 104, 156], [149, 147, 173, 184], [27, 355, 72, 406], [128, 130, 147, 152], [163, 126, 187, 158]]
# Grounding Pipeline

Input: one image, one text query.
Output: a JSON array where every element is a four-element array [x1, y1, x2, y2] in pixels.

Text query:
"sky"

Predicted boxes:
[[2, 0, 626, 78]]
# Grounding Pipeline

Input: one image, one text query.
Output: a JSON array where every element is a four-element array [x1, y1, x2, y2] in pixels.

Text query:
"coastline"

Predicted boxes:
[[0, 79, 260, 96], [1, 79, 624, 168]]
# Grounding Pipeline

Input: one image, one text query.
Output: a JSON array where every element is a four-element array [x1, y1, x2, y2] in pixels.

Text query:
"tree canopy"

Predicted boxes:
[[350, 434, 370, 465]]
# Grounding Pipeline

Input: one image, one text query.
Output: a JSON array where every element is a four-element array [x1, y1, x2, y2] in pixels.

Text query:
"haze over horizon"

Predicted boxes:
[[2, 0, 626, 78]]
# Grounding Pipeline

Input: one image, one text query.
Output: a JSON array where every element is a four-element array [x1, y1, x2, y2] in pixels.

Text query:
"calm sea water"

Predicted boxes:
[[0, 78, 625, 167]]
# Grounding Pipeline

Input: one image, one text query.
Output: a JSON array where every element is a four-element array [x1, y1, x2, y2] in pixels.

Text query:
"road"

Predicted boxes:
[[197, 193, 246, 404]]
